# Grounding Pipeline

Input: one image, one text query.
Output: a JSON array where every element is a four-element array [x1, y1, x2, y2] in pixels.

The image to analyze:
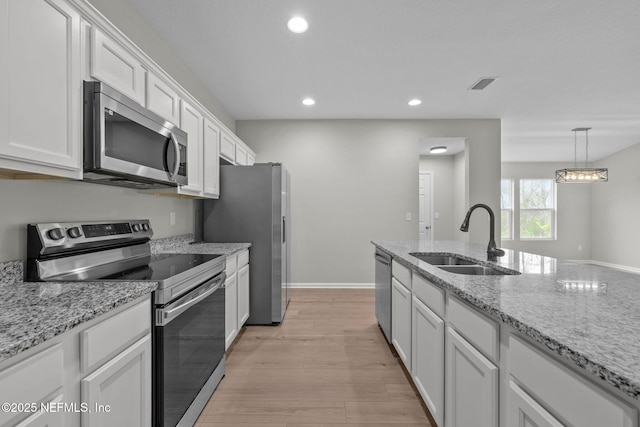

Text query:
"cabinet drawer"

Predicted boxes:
[[509, 336, 637, 427], [392, 260, 411, 289], [0, 345, 63, 426], [81, 299, 151, 372], [412, 273, 444, 317], [237, 249, 249, 268], [448, 296, 498, 362], [226, 253, 237, 276]]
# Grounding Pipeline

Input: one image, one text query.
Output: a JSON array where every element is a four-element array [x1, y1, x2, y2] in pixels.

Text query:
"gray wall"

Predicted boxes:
[[501, 162, 592, 260], [87, 0, 236, 131], [237, 119, 501, 284], [0, 180, 194, 261], [591, 143, 640, 268]]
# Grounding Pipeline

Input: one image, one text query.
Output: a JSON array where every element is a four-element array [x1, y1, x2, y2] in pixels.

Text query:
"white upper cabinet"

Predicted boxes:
[[220, 130, 255, 166], [0, 0, 83, 179], [0, 0, 254, 189], [178, 100, 204, 196], [203, 117, 221, 198], [235, 143, 248, 165], [146, 72, 181, 125], [220, 131, 236, 164], [90, 26, 145, 105]]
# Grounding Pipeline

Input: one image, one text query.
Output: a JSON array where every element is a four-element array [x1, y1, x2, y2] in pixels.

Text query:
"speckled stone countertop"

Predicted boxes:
[[150, 233, 251, 257], [373, 240, 640, 401], [0, 234, 249, 364], [0, 262, 156, 364]]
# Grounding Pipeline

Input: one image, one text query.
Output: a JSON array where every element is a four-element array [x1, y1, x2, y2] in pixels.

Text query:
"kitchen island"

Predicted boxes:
[[373, 240, 640, 427]]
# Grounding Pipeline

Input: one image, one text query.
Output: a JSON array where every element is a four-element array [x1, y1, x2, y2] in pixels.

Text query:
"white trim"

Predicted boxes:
[[289, 283, 375, 289], [568, 259, 640, 275]]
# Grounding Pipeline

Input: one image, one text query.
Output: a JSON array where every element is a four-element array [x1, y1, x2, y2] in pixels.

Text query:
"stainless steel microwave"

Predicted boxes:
[[83, 81, 188, 189]]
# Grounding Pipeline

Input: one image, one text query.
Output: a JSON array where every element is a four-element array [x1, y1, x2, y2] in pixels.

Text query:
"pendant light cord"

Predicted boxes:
[[585, 129, 589, 167], [573, 130, 577, 168]]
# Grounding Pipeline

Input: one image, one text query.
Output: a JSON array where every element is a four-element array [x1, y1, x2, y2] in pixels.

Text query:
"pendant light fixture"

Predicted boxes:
[[555, 128, 608, 183]]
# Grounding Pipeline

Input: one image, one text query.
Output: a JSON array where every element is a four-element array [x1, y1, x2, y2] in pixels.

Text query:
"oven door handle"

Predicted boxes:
[[157, 273, 225, 326]]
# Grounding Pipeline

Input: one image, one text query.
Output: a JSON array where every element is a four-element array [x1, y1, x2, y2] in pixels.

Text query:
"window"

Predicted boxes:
[[500, 179, 513, 239], [519, 179, 555, 239], [500, 178, 557, 241]]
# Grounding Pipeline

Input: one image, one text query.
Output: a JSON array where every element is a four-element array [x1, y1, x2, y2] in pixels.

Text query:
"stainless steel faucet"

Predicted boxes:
[[460, 203, 505, 261]]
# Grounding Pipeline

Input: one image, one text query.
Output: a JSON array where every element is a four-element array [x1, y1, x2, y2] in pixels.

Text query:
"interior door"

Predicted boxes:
[[419, 172, 433, 243]]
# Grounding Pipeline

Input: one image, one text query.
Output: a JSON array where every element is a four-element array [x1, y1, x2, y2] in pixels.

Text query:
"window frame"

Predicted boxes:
[[500, 178, 514, 240]]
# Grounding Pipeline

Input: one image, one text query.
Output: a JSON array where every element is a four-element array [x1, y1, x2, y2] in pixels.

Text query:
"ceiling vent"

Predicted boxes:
[[469, 77, 498, 90]]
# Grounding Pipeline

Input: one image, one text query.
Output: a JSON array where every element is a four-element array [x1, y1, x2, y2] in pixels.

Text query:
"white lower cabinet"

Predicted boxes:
[[14, 395, 65, 427], [391, 277, 412, 370], [225, 250, 250, 349], [508, 336, 637, 427], [412, 295, 444, 427], [225, 272, 238, 350], [81, 336, 151, 427], [507, 380, 563, 427], [237, 262, 250, 326], [445, 327, 498, 427], [0, 297, 151, 427], [387, 259, 639, 427]]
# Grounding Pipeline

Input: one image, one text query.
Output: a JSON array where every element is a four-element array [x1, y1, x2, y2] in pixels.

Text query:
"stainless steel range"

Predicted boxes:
[[26, 220, 226, 427]]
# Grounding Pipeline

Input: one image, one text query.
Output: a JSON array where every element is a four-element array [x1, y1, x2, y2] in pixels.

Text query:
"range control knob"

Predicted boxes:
[[132, 224, 142, 232], [67, 227, 82, 238], [47, 228, 65, 241], [142, 223, 150, 231]]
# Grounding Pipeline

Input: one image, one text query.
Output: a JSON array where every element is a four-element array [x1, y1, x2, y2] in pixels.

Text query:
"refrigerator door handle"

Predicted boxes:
[[282, 216, 286, 243]]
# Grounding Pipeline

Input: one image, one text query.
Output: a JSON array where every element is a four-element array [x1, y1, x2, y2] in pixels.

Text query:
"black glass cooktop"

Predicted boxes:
[[103, 253, 224, 281]]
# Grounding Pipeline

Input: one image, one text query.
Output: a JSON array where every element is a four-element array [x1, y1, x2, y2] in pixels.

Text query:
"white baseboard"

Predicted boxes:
[[289, 283, 375, 289], [571, 259, 640, 275]]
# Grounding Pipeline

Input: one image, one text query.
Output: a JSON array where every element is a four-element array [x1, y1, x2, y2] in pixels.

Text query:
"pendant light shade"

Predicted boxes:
[[555, 128, 608, 183]]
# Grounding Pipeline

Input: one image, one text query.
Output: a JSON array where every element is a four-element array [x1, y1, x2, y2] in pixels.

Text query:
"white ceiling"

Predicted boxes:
[[128, 0, 640, 162]]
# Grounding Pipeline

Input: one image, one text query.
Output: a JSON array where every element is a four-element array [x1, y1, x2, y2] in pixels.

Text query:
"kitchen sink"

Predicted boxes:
[[410, 253, 476, 265], [410, 252, 520, 276], [437, 265, 518, 276]]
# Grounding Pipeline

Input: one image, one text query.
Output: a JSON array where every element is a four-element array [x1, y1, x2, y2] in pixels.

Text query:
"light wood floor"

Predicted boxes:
[[196, 288, 435, 426]]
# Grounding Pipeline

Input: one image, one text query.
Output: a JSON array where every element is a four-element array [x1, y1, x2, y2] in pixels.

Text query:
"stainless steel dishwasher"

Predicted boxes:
[[374, 249, 392, 343]]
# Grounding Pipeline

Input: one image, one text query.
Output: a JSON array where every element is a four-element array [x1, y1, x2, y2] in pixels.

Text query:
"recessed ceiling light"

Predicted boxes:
[[302, 98, 315, 106], [408, 99, 422, 106], [430, 146, 448, 154], [287, 17, 308, 33]]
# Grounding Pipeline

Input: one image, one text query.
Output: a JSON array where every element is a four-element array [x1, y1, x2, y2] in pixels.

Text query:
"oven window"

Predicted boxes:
[[155, 283, 224, 426]]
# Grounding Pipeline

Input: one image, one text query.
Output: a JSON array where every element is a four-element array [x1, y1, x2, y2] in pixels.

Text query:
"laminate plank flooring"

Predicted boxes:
[[196, 288, 434, 426]]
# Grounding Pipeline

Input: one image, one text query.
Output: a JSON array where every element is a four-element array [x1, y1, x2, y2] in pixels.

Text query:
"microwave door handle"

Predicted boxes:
[[168, 132, 181, 181]]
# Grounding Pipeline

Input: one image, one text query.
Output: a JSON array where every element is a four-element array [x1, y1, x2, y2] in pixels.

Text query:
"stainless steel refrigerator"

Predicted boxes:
[[202, 163, 290, 324]]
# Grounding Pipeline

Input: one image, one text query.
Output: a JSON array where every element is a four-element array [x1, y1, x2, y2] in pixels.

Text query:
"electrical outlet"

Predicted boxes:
[[435, 212, 440, 219], [578, 244, 582, 251], [170, 212, 176, 226], [406, 212, 412, 221]]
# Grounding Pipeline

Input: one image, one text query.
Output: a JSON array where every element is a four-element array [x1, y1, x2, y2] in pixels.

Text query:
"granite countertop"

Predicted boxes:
[[0, 234, 250, 364], [372, 240, 640, 401], [0, 261, 156, 363], [150, 233, 251, 257]]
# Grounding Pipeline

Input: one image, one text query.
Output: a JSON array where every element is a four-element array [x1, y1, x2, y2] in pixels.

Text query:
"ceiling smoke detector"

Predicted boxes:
[[468, 77, 499, 90]]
